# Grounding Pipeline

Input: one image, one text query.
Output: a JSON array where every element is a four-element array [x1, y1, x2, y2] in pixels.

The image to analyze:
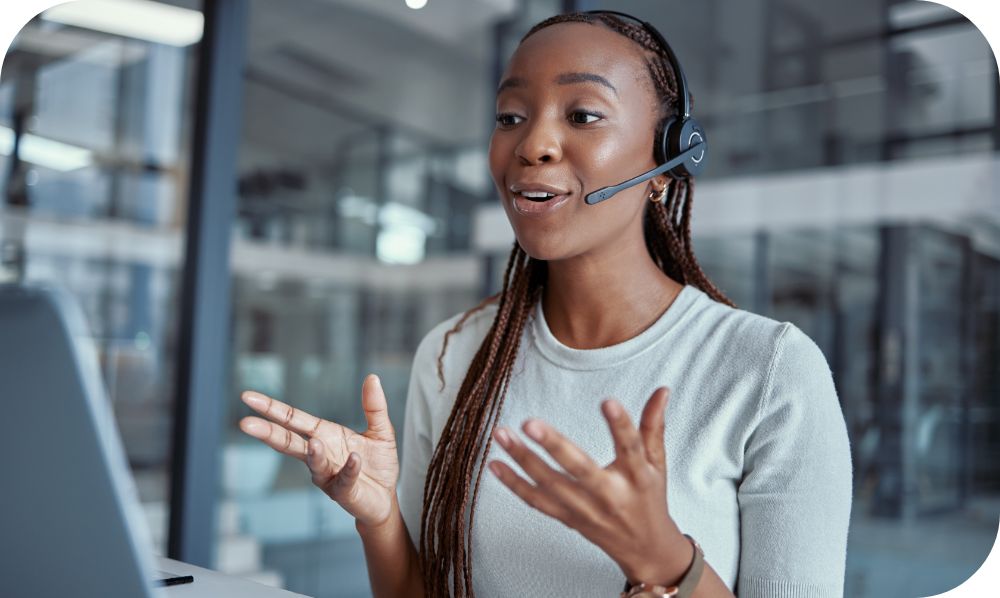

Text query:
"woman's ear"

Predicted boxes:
[[645, 176, 668, 204], [650, 176, 668, 194]]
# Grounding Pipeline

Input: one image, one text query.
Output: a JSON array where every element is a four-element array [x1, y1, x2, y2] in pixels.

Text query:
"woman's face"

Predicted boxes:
[[489, 21, 664, 262]]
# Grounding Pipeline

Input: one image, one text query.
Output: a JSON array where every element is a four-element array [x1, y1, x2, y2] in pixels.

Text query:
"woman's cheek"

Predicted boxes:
[[569, 135, 625, 190]]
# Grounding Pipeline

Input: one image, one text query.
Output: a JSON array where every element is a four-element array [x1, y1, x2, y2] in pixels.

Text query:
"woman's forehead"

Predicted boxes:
[[501, 22, 649, 96]]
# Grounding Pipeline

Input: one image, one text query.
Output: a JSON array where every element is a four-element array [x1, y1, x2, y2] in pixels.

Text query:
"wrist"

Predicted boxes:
[[356, 516, 391, 537], [355, 498, 401, 539], [622, 524, 691, 586]]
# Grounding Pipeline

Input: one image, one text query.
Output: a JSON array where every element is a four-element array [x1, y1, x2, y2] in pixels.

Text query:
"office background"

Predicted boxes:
[[1, 0, 998, 596]]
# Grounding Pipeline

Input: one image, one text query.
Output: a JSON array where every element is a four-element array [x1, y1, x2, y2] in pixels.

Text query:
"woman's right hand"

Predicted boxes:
[[239, 374, 400, 529]]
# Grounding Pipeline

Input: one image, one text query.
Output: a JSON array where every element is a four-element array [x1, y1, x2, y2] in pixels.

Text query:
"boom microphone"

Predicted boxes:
[[584, 142, 705, 205]]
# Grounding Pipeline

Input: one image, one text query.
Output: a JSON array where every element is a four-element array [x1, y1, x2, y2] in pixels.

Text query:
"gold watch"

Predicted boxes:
[[619, 535, 704, 598]]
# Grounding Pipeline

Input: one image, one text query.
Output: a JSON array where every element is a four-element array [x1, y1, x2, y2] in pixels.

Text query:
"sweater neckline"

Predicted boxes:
[[530, 284, 700, 371]]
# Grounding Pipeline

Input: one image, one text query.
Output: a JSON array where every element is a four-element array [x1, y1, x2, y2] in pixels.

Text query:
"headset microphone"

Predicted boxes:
[[581, 10, 708, 207], [584, 141, 706, 205]]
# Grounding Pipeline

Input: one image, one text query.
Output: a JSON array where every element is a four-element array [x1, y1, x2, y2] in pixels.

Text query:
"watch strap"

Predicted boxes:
[[676, 535, 704, 596], [620, 534, 704, 598]]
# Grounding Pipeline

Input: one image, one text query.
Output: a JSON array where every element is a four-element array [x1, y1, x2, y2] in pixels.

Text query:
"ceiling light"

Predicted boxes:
[[405, 0, 428, 9], [378, 202, 437, 235], [20, 134, 93, 172], [42, 0, 204, 47], [0, 126, 93, 172], [377, 226, 426, 264]]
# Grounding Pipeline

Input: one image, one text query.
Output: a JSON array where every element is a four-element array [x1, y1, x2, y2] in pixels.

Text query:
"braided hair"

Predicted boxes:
[[419, 12, 734, 597]]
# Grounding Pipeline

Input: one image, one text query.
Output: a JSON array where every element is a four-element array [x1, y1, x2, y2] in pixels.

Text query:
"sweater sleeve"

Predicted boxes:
[[396, 329, 440, 550], [736, 323, 853, 597]]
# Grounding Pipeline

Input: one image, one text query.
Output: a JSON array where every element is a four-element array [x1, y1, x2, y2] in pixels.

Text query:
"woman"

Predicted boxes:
[[239, 11, 852, 598]]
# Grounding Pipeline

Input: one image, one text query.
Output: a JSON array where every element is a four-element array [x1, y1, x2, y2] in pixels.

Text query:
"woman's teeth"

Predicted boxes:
[[518, 191, 556, 202], [511, 190, 571, 215]]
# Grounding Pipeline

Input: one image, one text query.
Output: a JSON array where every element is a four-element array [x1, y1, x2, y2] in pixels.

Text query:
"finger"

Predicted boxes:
[[240, 416, 308, 461], [488, 460, 570, 523], [361, 374, 394, 442], [602, 399, 648, 477], [306, 438, 335, 485], [493, 426, 594, 514], [494, 426, 572, 488], [327, 450, 363, 502], [307, 437, 358, 500], [520, 419, 602, 488], [639, 387, 670, 469], [242, 390, 325, 439]]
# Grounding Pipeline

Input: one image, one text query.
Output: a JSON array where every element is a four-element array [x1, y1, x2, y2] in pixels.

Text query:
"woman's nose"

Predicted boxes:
[[514, 119, 563, 165]]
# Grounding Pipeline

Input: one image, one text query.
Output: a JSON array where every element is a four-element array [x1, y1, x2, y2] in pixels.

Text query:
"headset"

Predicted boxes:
[[581, 10, 708, 205]]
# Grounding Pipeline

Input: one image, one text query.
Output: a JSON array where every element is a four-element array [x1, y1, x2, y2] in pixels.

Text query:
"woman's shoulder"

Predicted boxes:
[[684, 287, 790, 352], [411, 299, 500, 390], [683, 289, 840, 438], [682, 286, 830, 379], [416, 299, 498, 354]]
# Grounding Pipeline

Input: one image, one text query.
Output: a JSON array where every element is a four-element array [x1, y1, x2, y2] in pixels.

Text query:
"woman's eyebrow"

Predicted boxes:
[[496, 72, 618, 97], [555, 72, 618, 96]]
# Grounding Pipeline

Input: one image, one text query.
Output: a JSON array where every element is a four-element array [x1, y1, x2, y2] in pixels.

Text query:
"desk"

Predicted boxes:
[[158, 556, 309, 597]]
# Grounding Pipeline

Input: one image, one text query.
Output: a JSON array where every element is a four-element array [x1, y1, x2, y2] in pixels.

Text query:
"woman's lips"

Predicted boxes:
[[512, 192, 572, 215]]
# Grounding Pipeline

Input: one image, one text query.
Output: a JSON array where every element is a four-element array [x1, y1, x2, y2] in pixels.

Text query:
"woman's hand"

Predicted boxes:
[[239, 374, 399, 530], [487, 387, 693, 587]]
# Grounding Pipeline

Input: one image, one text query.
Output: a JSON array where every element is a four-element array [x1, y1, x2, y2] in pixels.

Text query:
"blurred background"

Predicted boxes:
[[1, 0, 997, 596]]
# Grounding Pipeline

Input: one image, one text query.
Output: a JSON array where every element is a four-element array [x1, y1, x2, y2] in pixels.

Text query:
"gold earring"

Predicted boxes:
[[648, 186, 666, 204]]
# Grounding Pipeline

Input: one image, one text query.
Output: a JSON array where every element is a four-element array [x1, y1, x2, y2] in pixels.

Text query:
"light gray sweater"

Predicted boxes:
[[397, 284, 852, 597]]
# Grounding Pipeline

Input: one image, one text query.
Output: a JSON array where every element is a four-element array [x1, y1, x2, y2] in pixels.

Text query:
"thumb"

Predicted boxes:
[[362, 374, 395, 441]]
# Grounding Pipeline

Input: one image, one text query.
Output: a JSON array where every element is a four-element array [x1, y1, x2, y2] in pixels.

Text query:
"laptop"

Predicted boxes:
[[0, 284, 179, 597]]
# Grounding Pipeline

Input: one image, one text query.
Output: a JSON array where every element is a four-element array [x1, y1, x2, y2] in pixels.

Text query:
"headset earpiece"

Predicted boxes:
[[665, 117, 708, 179]]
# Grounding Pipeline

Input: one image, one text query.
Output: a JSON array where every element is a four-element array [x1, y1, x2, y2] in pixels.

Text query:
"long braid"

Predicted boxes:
[[419, 12, 734, 597], [423, 246, 517, 589], [675, 179, 734, 305], [451, 250, 533, 591], [462, 265, 540, 592]]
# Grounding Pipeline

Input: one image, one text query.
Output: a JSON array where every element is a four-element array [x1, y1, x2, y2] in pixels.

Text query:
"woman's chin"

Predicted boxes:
[[514, 236, 570, 262]]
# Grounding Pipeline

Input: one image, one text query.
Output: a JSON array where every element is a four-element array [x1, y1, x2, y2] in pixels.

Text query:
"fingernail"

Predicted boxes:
[[524, 420, 544, 442], [488, 461, 502, 476], [243, 393, 265, 409], [495, 428, 511, 448], [604, 400, 621, 419]]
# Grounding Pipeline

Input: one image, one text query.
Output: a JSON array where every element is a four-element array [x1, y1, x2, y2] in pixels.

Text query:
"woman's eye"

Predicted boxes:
[[495, 113, 523, 127], [570, 111, 602, 125]]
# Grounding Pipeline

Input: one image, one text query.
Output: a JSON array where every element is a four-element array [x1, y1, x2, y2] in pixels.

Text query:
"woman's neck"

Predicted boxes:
[[541, 246, 683, 350]]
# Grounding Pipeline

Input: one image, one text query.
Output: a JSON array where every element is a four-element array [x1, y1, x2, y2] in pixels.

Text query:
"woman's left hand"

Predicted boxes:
[[488, 386, 693, 586]]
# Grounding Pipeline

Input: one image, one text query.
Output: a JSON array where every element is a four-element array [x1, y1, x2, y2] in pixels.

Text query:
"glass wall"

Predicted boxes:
[[697, 218, 1000, 596], [594, 0, 997, 176], [0, 0, 201, 555]]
